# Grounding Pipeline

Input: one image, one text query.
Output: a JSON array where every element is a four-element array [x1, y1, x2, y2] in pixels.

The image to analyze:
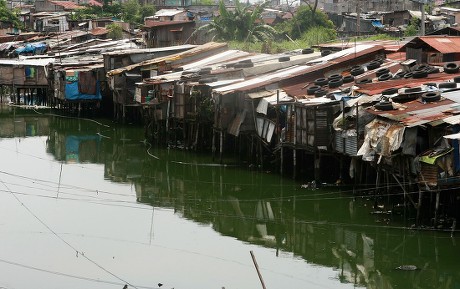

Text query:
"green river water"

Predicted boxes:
[[0, 105, 459, 289]]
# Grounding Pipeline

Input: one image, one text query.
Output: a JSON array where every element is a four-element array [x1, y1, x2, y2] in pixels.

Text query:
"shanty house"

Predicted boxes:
[[143, 9, 195, 48], [398, 35, 460, 63]]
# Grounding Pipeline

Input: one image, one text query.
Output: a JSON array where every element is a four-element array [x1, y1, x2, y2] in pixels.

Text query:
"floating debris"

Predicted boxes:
[[396, 265, 418, 271]]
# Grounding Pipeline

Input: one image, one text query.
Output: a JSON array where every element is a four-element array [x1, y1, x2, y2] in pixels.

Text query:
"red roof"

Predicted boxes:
[[87, 0, 102, 7], [400, 36, 460, 54], [49, 1, 83, 10], [90, 27, 108, 36]]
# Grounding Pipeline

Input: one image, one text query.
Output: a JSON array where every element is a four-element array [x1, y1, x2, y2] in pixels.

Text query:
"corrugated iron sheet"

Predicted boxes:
[[400, 36, 460, 54]]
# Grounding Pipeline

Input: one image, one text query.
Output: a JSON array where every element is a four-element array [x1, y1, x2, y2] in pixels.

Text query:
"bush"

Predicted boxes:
[[301, 26, 337, 46]]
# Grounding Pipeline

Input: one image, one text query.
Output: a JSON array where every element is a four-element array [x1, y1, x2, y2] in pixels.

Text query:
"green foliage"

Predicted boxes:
[[107, 23, 123, 39], [356, 34, 398, 41], [0, 0, 22, 29], [196, 0, 276, 43], [141, 4, 156, 20], [196, 0, 214, 4], [275, 5, 334, 39], [122, 0, 141, 24], [300, 26, 336, 46], [404, 17, 420, 37], [69, 4, 122, 20]]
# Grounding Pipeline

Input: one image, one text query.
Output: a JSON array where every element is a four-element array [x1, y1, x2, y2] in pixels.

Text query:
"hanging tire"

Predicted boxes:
[[378, 73, 392, 81], [314, 78, 329, 86], [421, 91, 441, 102], [394, 71, 406, 79], [351, 66, 365, 76], [382, 88, 398, 95], [315, 89, 327, 97], [307, 85, 321, 95], [374, 101, 394, 111], [343, 75, 354, 83], [444, 62, 460, 74], [376, 67, 390, 77], [328, 78, 343, 88], [427, 67, 440, 74], [454, 76, 460, 83], [439, 82, 457, 89], [302, 48, 314, 54], [414, 64, 429, 71]]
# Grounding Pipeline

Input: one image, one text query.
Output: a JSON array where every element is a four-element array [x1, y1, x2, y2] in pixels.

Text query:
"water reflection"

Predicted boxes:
[[1, 106, 459, 289]]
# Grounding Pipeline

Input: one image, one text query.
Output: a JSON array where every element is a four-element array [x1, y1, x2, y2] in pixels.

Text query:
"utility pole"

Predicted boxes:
[[420, 1, 426, 36]]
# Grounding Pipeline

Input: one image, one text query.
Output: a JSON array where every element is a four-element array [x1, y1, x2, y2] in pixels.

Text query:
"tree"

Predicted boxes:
[[276, 5, 334, 39], [122, 0, 141, 25], [141, 3, 156, 21], [107, 23, 123, 39], [196, 0, 276, 43], [0, 0, 22, 29]]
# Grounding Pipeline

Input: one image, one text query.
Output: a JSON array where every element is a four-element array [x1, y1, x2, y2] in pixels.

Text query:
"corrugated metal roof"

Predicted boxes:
[[49, 1, 82, 10], [0, 58, 55, 66], [401, 36, 460, 54], [368, 97, 460, 127], [103, 45, 197, 56], [215, 44, 384, 95], [155, 9, 185, 17], [107, 42, 228, 77]]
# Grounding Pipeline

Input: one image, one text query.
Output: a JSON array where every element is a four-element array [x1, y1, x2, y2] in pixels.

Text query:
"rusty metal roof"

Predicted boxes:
[[367, 94, 460, 127], [49, 1, 83, 10], [399, 36, 460, 54]]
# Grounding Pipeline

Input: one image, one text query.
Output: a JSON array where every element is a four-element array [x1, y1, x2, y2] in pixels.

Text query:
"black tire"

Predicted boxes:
[[427, 67, 440, 74], [382, 88, 398, 95], [421, 91, 441, 102], [350, 66, 365, 76], [404, 72, 413, 78], [378, 73, 392, 81], [367, 61, 381, 70], [328, 78, 343, 88], [315, 89, 327, 97], [404, 87, 422, 93], [307, 85, 321, 95], [444, 62, 459, 74], [376, 68, 390, 77], [302, 48, 314, 54], [314, 78, 329, 86], [454, 76, 460, 83], [394, 71, 406, 79], [279, 56, 290, 62], [321, 50, 332, 57], [374, 101, 394, 111], [414, 64, 429, 71], [439, 82, 457, 89], [392, 94, 418, 103], [413, 70, 428, 79], [343, 75, 354, 83], [424, 82, 437, 88], [328, 74, 343, 81], [356, 78, 372, 85]]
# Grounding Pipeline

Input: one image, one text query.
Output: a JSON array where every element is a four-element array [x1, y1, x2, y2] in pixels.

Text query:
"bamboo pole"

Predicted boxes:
[[250, 251, 267, 289]]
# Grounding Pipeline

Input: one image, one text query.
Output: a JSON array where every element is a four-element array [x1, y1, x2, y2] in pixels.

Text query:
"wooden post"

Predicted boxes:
[[434, 189, 440, 225], [250, 251, 267, 289], [417, 187, 423, 226]]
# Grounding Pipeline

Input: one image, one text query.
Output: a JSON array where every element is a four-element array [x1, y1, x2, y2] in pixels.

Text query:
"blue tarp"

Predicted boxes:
[[371, 20, 384, 28], [15, 42, 47, 55], [65, 81, 102, 100]]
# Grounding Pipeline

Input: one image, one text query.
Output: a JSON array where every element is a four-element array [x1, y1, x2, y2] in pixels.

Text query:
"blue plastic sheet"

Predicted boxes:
[[65, 81, 102, 100]]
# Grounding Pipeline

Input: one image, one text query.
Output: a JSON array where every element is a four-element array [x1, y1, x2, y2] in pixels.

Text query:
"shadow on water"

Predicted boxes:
[[1, 105, 460, 289]]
